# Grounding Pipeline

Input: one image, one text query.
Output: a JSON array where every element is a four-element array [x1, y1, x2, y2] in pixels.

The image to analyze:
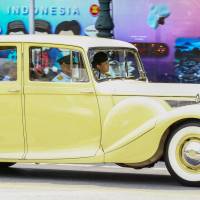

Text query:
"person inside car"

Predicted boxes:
[[92, 52, 110, 80], [2, 61, 17, 81], [52, 55, 72, 82]]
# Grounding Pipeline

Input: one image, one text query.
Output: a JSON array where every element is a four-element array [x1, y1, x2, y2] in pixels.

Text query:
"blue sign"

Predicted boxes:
[[0, 0, 99, 35]]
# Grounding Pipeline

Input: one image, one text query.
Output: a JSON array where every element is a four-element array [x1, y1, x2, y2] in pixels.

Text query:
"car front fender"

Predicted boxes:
[[155, 103, 200, 130], [104, 103, 200, 164], [101, 97, 171, 153]]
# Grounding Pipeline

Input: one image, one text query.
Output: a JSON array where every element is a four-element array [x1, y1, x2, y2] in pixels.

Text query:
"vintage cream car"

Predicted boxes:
[[0, 35, 199, 186]]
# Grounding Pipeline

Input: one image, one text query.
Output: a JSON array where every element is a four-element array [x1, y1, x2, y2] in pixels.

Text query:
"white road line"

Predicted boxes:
[[0, 182, 199, 197]]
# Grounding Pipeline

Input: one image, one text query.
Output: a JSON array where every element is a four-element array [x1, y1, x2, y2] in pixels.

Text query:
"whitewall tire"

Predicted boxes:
[[165, 123, 200, 186]]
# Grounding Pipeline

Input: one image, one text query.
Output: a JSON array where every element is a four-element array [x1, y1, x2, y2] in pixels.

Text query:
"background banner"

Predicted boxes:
[[0, 0, 99, 36]]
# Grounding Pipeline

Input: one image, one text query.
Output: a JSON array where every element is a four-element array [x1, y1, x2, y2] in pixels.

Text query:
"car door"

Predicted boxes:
[[23, 43, 101, 159], [0, 43, 25, 159]]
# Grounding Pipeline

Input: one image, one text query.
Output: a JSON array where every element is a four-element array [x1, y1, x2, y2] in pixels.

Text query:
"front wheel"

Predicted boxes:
[[165, 123, 200, 186]]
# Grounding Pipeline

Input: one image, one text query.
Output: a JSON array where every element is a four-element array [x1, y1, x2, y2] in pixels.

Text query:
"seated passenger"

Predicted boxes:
[[2, 61, 17, 81], [52, 55, 72, 82]]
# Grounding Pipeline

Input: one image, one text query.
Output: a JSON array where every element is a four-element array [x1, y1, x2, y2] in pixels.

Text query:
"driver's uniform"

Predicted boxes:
[[52, 72, 72, 82], [93, 69, 111, 80]]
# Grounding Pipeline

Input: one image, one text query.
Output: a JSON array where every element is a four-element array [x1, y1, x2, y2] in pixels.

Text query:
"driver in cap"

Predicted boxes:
[[92, 52, 110, 80]]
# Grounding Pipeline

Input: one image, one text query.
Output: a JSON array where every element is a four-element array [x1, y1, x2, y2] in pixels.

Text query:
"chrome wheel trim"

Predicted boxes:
[[168, 126, 200, 182], [182, 139, 200, 170]]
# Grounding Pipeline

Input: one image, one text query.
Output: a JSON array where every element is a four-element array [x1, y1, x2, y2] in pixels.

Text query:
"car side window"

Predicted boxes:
[[89, 49, 141, 81], [0, 46, 17, 81], [29, 46, 89, 82]]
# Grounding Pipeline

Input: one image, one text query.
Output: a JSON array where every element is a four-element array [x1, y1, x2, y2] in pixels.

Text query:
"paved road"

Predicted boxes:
[[0, 163, 199, 200]]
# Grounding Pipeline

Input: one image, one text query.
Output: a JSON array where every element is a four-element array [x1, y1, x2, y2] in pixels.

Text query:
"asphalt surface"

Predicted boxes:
[[0, 162, 199, 200]]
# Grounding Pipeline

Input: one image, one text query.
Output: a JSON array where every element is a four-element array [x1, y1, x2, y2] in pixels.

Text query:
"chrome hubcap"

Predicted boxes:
[[182, 139, 200, 170]]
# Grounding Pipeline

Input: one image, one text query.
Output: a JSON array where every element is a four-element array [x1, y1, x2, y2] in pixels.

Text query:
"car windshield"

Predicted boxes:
[[88, 48, 146, 81]]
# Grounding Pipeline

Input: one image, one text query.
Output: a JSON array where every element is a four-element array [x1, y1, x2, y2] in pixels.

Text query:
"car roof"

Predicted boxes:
[[0, 35, 136, 50]]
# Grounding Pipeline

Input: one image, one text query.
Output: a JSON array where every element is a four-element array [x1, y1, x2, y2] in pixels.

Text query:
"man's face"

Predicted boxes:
[[61, 63, 72, 76], [97, 60, 109, 74]]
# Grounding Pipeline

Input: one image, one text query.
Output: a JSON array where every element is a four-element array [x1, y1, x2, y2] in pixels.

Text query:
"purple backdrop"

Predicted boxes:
[[112, 0, 200, 82]]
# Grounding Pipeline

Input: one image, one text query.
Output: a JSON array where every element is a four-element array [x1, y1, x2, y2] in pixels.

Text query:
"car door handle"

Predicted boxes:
[[8, 89, 20, 93]]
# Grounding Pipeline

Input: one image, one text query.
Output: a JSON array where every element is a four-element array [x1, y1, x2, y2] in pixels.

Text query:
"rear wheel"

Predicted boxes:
[[0, 162, 16, 168], [165, 123, 200, 186]]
